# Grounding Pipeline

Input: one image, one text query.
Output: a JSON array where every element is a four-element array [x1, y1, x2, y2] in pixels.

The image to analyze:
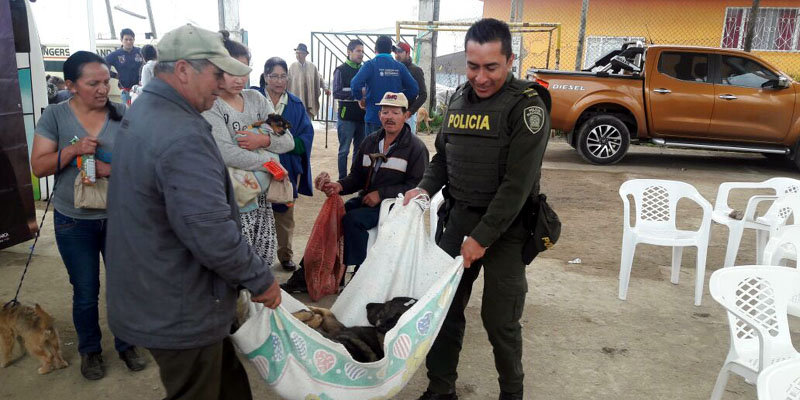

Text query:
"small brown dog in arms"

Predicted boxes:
[[0, 302, 68, 374]]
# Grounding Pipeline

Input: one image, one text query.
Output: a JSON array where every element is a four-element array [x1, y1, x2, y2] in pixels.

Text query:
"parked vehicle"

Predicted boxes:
[[528, 43, 800, 168]]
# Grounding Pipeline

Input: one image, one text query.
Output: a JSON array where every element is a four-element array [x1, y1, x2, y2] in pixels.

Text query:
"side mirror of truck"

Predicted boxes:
[[762, 76, 791, 89]]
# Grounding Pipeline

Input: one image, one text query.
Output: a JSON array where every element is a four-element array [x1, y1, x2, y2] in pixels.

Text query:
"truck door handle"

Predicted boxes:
[[719, 94, 738, 100], [654, 88, 672, 94]]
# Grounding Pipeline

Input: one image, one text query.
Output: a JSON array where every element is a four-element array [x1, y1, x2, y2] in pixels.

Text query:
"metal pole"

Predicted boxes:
[[87, 0, 96, 51], [429, 0, 439, 114], [105, 0, 116, 39], [217, 0, 225, 31], [743, 0, 760, 52], [574, 0, 589, 70], [510, 0, 524, 78], [145, 0, 157, 38]]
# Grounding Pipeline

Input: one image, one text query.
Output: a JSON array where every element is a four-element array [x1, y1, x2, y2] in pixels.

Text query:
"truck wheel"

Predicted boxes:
[[576, 115, 630, 165]]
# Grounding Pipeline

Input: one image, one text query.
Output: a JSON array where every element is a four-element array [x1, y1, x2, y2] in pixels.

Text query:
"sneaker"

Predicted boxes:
[[119, 347, 146, 371], [281, 260, 297, 271], [418, 390, 458, 400], [280, 267, 308, 293], [80, 352, 104, 380], [499, 391, 523, 400]]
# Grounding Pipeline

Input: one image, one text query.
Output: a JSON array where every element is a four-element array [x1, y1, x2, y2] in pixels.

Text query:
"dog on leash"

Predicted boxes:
[[416, 107, 432, 133], [0, 302, 69, 374], [292, 297, 418, 362]]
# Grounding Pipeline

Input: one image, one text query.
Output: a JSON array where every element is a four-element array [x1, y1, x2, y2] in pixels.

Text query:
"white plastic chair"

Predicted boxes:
[[754, 194, 800, 264], [712, 178, 800, 267], [619, 179, 712, 306], [762, 225, 800, 317], [756, 358, 800, 400], [709, 266, 800, 400], [429, 189, 445, 244]]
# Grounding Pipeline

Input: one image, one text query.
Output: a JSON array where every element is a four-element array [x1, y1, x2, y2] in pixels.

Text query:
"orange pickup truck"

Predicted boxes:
[[528, 43, 800, 168]]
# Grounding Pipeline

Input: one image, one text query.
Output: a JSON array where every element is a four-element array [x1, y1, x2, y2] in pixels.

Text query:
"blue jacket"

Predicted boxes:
[[351, 54, 419, 124], [255, 89, 315, 211], [105, 47, 144, 89]]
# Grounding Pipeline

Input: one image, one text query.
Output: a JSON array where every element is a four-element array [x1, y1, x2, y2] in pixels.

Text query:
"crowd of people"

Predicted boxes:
[[30, 17, 549, 400]]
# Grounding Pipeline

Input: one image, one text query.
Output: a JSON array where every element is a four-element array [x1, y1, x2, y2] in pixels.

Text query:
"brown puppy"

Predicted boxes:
[[291, 298, 418, 363], [0, 302, 68, 374], [253, 113, 292, 135]]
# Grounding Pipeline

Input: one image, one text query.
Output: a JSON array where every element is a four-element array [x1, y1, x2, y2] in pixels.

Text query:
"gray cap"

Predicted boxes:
[[157, 24, 251, 76]]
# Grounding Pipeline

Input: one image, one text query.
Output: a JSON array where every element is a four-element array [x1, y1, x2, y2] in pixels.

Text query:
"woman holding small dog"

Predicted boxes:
[[202, 33, 296, 263], [29, 51, 146, 380]]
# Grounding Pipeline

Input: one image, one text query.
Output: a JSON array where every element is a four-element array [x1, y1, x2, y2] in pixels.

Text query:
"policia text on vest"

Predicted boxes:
[[446, 112, 495, 131]]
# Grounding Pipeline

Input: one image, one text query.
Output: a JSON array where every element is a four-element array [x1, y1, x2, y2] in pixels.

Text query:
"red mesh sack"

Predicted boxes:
[[304, 195, 346, 301]]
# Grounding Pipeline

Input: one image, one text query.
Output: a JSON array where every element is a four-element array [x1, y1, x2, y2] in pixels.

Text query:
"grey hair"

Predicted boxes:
[[153, 59, 211, 75]]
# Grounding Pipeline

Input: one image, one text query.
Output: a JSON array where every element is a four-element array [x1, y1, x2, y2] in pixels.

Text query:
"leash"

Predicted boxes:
[[5, 149, 61, 308]]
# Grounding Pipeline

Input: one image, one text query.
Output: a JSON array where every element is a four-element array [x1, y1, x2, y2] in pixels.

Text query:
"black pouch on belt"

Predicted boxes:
[[338, 100, 366, 121], [521, 193, 561, 264]]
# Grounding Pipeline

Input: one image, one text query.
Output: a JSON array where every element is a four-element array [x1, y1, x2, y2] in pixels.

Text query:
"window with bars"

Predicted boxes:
[[721, 7, 800, 52]]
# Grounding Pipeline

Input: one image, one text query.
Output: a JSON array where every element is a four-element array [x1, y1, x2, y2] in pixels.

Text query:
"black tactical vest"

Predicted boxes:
[[335, 63, 365, 121], [442, 78, 539, 207]]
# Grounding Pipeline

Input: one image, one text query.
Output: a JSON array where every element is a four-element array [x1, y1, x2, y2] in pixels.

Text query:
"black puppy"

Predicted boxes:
[[331, 297, 418, 363], [367, 297, 417, 334]]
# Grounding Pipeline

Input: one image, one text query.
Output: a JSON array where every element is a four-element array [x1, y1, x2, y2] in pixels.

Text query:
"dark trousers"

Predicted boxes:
[[336, 119, 366, 180], [53, 210, 131, 355], [342, 197, 381, 266], [148, 338, 252, 400], [426, 204, 528, 395]]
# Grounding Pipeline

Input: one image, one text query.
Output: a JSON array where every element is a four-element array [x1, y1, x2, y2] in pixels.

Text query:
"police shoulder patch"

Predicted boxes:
[[522, 87, 539, 98], [523, 106, 545, 134]]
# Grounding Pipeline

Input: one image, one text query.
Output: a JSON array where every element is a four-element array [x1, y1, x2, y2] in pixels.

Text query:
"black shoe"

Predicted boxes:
[[499, 391, 523, 400], [80, 352, 104, 380], [119, 347, 146, 372], [281, 260, 297, 271], [280, 267, 308, 293], [418, 390, 458, 400]]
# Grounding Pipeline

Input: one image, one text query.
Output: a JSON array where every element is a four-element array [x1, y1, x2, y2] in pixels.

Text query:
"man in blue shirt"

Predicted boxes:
[[104, 28, 143, 105], [351, 35, 418, 135]]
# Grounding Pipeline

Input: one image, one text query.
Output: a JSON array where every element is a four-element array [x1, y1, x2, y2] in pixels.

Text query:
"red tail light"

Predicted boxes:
[[535, 78, 549, 89]]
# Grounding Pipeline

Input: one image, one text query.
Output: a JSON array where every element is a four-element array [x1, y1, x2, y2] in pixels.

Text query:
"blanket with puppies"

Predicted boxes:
[[292, 297, 417, 362]]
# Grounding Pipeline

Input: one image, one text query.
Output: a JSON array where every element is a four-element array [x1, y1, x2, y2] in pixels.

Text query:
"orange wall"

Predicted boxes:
[[481, 0, 800, 76]]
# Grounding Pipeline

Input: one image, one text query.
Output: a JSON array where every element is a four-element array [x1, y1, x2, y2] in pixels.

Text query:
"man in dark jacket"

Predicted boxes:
[[281, 92, 429, 292], [106, 24, 281, 400], [333, 39, 366, 180], [351, 35, 418, 136], [393, 42, 427, 134]]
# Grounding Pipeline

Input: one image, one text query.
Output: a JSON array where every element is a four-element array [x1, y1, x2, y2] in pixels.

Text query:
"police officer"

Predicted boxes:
[[404, 18, 551, 400]]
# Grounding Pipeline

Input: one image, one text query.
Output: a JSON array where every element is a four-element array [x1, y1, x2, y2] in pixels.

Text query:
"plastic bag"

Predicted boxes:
[[304, 194, 346, 301]]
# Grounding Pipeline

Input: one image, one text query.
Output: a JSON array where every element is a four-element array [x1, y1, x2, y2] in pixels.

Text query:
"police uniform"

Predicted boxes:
[[417, 74, 551, 397]]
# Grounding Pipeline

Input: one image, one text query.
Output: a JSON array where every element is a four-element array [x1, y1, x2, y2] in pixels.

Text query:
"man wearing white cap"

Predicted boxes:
[[106, 24, 281, 399], [282, 92, 429, 292]]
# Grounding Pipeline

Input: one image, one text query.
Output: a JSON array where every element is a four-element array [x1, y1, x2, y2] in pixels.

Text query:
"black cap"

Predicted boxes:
[[295, 43, 308, 53]]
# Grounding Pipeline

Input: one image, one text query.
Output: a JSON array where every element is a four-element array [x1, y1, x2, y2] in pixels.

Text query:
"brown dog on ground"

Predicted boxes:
[[0, 302, 68, 374], [416, 107, 431, 133]]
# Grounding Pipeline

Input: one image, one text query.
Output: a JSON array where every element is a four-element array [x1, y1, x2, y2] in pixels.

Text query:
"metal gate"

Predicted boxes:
[[309, 32, 416, 147]]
